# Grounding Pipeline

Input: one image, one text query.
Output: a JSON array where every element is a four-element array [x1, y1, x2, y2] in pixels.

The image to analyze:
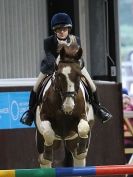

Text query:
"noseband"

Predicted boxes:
[[59, 91, 78, 101]]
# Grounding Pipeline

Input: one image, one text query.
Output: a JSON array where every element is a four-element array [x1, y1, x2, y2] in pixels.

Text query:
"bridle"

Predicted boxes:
[[52, 61, 81, 101], [52, 73, 79, 101], [59, 91, 78, 101]]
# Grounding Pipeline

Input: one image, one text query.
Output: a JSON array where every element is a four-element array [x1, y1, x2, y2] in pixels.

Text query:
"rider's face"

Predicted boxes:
[[55, 27, 69, 39]]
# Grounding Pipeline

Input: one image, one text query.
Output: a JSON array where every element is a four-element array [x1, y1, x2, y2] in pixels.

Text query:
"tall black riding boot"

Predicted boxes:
[[92, 91, 112, 123], [20, 90, 37, 126]]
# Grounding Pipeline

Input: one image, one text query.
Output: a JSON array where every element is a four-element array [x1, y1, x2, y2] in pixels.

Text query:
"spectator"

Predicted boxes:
[[122, 90, 133, 164], [123, 94, 133, 111]]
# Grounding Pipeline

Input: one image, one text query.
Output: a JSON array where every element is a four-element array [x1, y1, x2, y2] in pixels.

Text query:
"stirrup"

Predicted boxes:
[[20, 110, 34, 126], [98, 106, 112, 123]]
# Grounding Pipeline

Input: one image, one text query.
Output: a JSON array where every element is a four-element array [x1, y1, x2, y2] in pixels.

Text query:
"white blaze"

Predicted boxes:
[[62, 66, 75, 113]]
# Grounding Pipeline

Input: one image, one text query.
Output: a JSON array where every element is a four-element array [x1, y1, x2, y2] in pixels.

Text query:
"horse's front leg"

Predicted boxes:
[[38, 120, 55, 168], [36, 106, 55, 167], [73, 119, 90, 167]]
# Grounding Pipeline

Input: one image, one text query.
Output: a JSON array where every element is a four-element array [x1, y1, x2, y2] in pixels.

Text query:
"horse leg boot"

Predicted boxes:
[[81, 67, 112, 123], [39, 146, 53, 168], [43, 144, 53, 166], [20, 72, 47, 126], [39, 142, 53, 168], [77, 137, 89, 155], [20, 90, 36, 126]]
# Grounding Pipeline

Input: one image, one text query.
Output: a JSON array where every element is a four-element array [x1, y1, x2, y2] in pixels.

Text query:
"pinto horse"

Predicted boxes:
[[35, 44, 95, 168]]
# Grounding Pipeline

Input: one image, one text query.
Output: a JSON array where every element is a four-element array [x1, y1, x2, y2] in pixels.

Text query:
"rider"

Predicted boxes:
[[20, 12, 112, 126]]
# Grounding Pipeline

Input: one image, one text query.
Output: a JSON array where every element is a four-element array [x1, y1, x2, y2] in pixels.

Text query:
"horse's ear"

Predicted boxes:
[[75, 47, 83, 60], [60, 46, 65, 60]]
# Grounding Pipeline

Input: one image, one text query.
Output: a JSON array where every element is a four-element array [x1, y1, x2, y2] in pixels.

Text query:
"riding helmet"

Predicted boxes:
[[51, 13, 72, 30]]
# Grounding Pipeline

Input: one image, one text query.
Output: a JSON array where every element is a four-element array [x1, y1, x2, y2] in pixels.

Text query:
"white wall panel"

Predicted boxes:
[[0, 0, 47, 78]]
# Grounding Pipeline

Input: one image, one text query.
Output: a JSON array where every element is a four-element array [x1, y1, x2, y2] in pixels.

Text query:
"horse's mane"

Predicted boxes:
[[58, 42, 82, 64], [58, 43, 81, 59]]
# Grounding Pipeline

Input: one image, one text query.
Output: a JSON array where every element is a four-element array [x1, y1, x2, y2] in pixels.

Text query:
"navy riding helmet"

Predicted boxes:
[[51, 13, 72, 30]]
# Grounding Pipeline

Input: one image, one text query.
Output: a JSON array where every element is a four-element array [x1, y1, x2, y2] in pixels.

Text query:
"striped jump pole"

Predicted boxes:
[[0, 165, 133, 177]]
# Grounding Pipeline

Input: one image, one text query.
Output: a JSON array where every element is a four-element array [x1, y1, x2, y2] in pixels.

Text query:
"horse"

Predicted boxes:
[[35, 43, 95, 169]]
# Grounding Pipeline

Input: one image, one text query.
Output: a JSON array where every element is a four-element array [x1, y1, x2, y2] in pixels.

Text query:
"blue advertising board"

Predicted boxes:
[[0, 91, 35, 129]]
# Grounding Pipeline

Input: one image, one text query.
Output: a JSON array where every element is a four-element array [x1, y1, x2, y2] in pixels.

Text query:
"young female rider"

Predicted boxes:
[[20, 13, 112, 126]]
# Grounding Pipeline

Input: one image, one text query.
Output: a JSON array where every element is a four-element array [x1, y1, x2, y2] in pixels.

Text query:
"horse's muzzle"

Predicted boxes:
[[62, 97, 75, 115]]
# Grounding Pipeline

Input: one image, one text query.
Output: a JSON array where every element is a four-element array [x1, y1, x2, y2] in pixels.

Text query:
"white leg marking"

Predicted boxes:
[[39, 153, 52, 168], [73, 157, 86, 167], [72, 150, 87, 167]]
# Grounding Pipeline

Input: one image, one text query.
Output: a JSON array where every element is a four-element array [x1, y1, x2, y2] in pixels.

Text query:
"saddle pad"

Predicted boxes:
[[37, 75, 52, 103], [81, 78, 90, 103]]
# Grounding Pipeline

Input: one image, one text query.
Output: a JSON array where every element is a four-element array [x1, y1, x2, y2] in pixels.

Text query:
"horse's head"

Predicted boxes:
[[55, 44, 83, 114]]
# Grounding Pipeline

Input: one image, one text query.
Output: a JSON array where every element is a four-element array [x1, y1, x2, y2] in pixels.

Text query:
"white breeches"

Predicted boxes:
[[81, 67, 96, 92]]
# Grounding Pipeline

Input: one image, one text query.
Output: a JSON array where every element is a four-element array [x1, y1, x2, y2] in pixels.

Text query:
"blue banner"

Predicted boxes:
[[0, 91, 35, 129]]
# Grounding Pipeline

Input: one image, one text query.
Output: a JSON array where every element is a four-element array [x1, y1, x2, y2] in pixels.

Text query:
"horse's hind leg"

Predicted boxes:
[[36, 130, 52, 168]]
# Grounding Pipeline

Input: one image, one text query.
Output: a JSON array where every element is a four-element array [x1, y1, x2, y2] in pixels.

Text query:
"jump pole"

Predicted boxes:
[[0, 165, 133, 177]]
